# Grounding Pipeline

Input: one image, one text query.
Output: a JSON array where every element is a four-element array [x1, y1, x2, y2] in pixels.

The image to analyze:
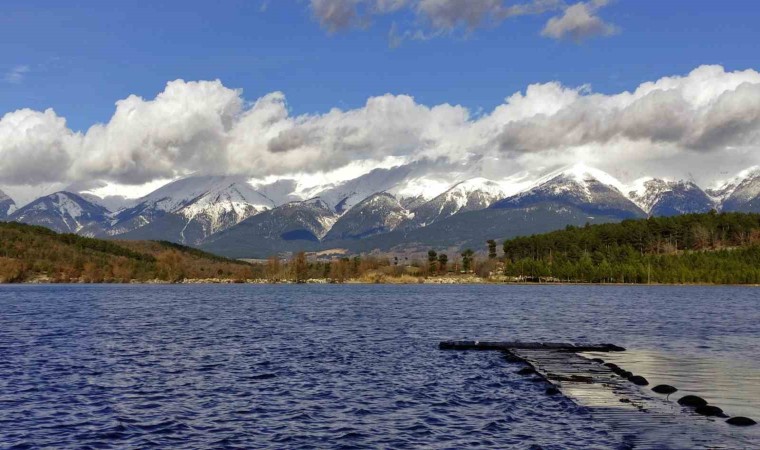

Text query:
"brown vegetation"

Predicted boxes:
[[0, 223, 257, 283]]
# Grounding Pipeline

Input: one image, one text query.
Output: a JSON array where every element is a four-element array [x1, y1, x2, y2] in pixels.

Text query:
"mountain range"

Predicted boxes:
[[2, 164, 759, 258]]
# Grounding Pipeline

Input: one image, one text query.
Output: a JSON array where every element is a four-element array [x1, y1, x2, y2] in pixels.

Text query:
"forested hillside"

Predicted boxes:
[[0, 222, 255, 283], [500, 212, 760, 284]]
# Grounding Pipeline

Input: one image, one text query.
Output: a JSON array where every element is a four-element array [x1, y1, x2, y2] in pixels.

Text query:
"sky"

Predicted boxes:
[[2, 0, 760, 204]]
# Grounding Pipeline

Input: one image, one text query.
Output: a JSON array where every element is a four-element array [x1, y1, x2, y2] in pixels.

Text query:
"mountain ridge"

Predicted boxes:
[[4, 164, 760, 258]]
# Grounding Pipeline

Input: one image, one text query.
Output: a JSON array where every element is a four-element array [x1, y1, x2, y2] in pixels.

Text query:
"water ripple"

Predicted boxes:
[[0, 284, 757, 448]]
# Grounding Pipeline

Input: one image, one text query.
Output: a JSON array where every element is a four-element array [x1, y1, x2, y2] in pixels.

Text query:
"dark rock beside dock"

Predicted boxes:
[[726, 417, 757, 426], [678, 395, 707, 408]]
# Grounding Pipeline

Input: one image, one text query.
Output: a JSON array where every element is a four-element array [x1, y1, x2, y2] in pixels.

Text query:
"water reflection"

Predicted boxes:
[[585, 349, 760, 419]]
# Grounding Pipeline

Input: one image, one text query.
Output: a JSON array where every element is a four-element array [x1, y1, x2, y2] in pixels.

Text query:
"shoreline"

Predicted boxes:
[[3, 277, 759, 287]]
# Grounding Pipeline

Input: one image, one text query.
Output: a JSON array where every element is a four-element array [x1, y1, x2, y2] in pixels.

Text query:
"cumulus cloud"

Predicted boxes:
[[0, 108, 75, 184], [1, 65, 760, 192], [491, 65, 760, 153], [541, 0, 618, 41], [72, 79, 243, 184]]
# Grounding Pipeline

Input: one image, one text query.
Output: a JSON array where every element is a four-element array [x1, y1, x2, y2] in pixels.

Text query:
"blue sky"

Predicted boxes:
[[2, 0, 760, 206], [3, 0, 760, 132]]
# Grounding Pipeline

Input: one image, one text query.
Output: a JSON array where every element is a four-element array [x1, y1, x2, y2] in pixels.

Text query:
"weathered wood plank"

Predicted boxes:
[[438, 340, 626, 352]]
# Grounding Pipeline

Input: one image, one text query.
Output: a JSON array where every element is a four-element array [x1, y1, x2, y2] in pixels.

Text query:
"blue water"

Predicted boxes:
[[0, 284, 758, 449]]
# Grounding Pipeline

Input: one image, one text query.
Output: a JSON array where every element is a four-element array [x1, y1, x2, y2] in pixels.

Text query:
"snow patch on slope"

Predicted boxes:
[[708, 166, 760, 202], [514, 162, 627, 201]]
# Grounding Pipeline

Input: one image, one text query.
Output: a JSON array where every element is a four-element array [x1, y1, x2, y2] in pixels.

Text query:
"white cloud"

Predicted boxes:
[[3, 65, 30, 84], [73, 79, 243, 184], [541, 0, 618, 41], [0, 108, 76, 184], [1, 65, 760, 195]]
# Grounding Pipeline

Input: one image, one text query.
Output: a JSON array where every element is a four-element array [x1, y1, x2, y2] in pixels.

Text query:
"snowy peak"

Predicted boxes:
[[177, 182, 273, 235], [0, 189, 16, 219], [707, 166, 760, 201], [213, 197, 339, 243], [720, 166, 760, 213], [444, 178, 505, 202], [628, 178, 715, 217], [9, 192, 110, 235], [313, 166, 416, 213], [530, 163, 627, 200], [324, 192, 410, 240], [132, 175, 274, 214], [492, 163, 645, 219], [110, 175, 275, 238], [401, 177, 505, 229]]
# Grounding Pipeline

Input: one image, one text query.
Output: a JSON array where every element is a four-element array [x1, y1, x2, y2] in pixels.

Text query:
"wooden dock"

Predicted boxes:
[[438, 340, 625, 352], [439, 340, 759, 447]]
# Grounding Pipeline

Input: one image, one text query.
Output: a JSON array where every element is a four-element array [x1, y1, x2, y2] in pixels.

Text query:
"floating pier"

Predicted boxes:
[[438, 340, 625, 352], [439, 340, 757, 447]]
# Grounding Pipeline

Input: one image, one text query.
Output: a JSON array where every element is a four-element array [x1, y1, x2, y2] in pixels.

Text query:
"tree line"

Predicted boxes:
[[4, 212, 760, 284], [499, 211, 760, 284]]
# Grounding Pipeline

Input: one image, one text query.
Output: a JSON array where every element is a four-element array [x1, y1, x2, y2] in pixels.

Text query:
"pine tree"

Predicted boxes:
[[487, 240, 497, 259], [461, 249, 474, 273], [428, 250, 438, 273], [438, 253, 448, 273]]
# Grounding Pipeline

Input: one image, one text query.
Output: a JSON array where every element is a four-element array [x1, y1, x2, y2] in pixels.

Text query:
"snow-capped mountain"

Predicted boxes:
[[0, 189, 16, 220], [8, 192, 110, 235], [323, 193, 411, 240], [11, 162, 760, 258], [717, 167, 760, 213], [628, 178, 715, 217], [108, 176, 276, 243], [312, 166, 416, 213], [401, 177, 505, 229], [491, 163, 646, 219], [201, 198, 339, 257]]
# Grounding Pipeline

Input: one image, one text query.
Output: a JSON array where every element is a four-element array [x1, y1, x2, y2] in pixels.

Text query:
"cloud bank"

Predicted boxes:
[[1, 65, 760, 193], [309, 0, 617, 43]]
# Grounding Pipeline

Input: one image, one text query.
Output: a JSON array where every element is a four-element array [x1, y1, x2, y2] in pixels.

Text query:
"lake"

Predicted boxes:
[[0, 284, 758, 448]]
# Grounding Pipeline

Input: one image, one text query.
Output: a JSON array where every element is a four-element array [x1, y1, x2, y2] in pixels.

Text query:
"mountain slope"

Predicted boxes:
[[0, 222, 253, 283], [720, 168, 760, 213], [311, 165, 416, 213], [323, 193, 410, 240], [628, 179, 715, 217], [200, 198, 338, 257], [109, 176, 275, 243], [338, 202, 623, 255], [402, 178, 504, 229], [0, 189, 15, 220], [8, 192, 110, 235], [491, 164, 645, 220]]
